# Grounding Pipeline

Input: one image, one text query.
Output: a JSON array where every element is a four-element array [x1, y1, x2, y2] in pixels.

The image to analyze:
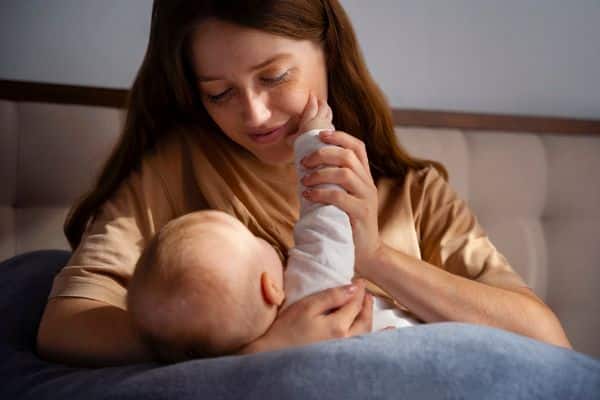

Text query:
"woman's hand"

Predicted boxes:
[[242, 280, 373, 354], [300, 128, 383, 273]]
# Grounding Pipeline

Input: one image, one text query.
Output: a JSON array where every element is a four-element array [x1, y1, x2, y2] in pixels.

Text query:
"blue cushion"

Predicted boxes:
[[1, 250, 599, 400]]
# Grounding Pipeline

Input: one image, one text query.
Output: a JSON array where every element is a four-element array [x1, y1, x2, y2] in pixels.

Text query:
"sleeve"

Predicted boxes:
[[413, 166, 528, 290], [48, 155, 177, 310]]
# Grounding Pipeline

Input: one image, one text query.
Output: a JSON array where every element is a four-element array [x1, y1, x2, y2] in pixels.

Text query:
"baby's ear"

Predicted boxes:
[[260, 272, 285, 307]]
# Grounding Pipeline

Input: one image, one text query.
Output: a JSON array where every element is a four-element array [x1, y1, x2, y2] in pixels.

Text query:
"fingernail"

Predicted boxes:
[[320, 130, 333, 138]]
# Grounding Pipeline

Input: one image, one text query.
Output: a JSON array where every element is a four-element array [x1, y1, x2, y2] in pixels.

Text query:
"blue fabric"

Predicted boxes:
[[1, 250, 599, 400]]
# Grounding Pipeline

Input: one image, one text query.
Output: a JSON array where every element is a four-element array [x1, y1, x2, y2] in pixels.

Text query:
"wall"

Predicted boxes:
[[1, 0, 599, 119]]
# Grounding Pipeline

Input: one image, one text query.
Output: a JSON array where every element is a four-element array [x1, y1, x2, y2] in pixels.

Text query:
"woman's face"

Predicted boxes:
[[189, 18, 328, 165]]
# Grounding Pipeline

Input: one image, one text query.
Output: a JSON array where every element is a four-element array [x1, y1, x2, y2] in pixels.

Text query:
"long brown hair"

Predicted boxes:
[[64, 0, 447, 250]]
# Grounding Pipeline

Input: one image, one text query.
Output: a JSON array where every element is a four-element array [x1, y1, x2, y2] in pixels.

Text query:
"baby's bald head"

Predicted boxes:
[[128, 210, 284, 362]]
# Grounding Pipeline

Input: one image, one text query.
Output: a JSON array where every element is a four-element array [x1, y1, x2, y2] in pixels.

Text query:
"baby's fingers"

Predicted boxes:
[[299, 93, 319, 125], [349, 292, 373, 336], [316, 99, 332, 120]]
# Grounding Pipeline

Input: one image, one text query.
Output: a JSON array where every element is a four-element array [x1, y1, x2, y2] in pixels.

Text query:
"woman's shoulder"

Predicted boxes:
[[144, 126, 211, 184], [131, 127, 192, 215], [143, 127, 187, 169], [143, 124, 217, 170], [139, 126, 213, 215], [377, 165, 444, 195], [376, 165, 451, 218], [410, 164, 446, 184]]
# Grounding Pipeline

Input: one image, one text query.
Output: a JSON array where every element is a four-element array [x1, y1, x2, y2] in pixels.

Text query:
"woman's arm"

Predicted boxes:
[[37, 145, 181, 366], [296, 129, 572, 350], [361, 242, 572, 349], [37, 297, 155, 367], [38, 283, 374, 364]]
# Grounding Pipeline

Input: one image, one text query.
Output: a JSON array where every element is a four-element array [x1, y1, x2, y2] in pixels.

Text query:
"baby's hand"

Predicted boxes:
[[287, 93, 334, 145], [297, 93, 334, 133]]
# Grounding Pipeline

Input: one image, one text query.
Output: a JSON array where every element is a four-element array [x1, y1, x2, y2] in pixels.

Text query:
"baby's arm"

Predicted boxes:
[[282, 96, 355, 309]]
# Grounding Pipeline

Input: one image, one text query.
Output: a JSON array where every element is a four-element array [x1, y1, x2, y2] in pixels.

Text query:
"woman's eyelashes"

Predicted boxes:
[[205, 71, 292, 104], [261, 70, 291, 85]]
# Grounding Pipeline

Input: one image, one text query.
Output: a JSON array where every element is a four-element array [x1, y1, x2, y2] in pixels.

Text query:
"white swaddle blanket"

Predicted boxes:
[[282, 129, 419, 330]]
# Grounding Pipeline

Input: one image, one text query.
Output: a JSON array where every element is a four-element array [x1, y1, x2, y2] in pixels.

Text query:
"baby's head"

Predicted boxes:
[[128, 210, 285, 362]]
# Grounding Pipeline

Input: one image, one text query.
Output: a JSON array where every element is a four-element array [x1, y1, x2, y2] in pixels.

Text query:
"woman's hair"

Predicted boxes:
[[64, 0, 448, 250]]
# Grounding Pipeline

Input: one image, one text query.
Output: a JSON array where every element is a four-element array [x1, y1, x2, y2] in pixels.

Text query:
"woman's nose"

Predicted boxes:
[[240, 90, 271, 127]]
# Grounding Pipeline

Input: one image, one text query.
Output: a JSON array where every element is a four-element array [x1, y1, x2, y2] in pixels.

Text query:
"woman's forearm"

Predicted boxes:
[[236, 334, 278, 355], [37, 297, 155, 367], [361, 243, 572, 349]]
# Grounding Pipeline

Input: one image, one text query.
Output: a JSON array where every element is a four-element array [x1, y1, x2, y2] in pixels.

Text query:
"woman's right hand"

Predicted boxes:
[[242, 279, 373, 354]]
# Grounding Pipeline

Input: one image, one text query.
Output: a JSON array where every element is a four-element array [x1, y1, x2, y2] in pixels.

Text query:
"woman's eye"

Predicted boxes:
[[205, 71, 290, 104], [206, 89, 230, 103], [261, 71, 289, 84]]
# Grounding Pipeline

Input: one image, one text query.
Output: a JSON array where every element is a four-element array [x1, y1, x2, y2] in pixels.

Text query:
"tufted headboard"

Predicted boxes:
[[1, 80, 599, 357]]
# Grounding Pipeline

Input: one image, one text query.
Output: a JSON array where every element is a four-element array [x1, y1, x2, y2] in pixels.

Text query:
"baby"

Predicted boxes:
[[128, 95, 419, 362], [128, 210, 286, 362]]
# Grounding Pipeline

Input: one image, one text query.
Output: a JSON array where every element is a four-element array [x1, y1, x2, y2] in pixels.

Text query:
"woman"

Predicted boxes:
[[37, 0, 572, 367]]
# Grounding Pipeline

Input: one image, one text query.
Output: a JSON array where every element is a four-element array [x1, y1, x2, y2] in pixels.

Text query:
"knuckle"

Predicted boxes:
[[332, 191, 344, 202], [340, 168, 352, 180], [330, 288, 346, 303], [342, 150, 353, 165], [330, 325, 347, 338]]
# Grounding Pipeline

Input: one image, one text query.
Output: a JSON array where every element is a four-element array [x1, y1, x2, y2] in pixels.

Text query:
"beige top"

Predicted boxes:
[[49, 127, 527, 310]]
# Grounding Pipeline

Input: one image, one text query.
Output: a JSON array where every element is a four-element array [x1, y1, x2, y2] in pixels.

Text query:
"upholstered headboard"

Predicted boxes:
[[1, 80, 599, 357]]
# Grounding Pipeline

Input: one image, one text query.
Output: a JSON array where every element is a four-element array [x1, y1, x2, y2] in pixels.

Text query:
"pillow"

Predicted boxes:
[[2, 250, 599, 400]]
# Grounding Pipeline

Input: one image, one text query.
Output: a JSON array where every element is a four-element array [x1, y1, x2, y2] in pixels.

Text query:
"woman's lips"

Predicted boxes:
[[248, 124, 288, 144]]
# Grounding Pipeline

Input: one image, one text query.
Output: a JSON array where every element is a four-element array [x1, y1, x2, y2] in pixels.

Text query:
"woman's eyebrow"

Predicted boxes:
[[197, 53, 293, 82]]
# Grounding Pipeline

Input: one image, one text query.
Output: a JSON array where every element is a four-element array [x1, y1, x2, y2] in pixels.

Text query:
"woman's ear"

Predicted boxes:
[[260, 272, 285, 306]]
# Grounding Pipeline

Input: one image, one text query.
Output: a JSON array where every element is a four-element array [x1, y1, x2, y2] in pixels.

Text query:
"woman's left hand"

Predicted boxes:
[[300, 129, 382, 273]]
